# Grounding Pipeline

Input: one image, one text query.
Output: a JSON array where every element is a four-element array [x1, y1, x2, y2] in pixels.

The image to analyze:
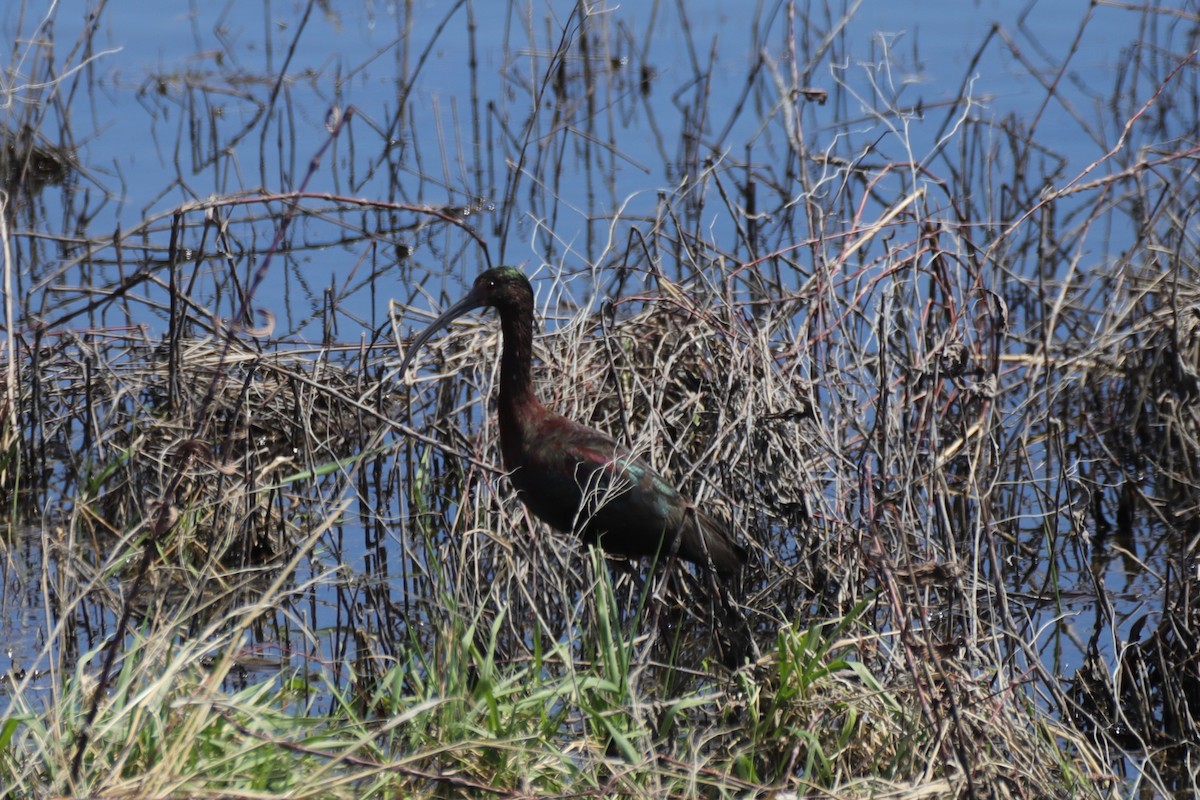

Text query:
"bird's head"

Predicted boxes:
[[398, 266, 534, 375], [465, 266, 534, 313]]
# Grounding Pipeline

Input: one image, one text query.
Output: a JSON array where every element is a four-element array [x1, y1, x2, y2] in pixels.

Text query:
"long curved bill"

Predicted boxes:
[[397, 285, 489, 376]]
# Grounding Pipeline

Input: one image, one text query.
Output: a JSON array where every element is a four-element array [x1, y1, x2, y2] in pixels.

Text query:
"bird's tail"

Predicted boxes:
[[685, 509, 747, 576]]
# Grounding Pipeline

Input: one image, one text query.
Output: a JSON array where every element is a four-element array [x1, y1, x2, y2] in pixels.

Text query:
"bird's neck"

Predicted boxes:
[[497, 307, 544, 428]]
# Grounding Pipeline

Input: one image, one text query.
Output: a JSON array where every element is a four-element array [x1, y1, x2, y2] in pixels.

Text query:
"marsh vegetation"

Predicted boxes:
[[1, 1, 1198, 797]]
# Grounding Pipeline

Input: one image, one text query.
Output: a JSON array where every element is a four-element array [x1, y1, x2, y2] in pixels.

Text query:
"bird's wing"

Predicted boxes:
[[545, 420, 679, 498], [516, 414, 745, 573]]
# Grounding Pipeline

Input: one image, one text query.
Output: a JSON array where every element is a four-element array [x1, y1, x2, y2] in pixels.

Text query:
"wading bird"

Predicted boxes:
[[397, 266, 746, 576]]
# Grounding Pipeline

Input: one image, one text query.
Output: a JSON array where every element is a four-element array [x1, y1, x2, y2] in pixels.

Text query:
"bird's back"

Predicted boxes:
[[500, 408, 745, 575]]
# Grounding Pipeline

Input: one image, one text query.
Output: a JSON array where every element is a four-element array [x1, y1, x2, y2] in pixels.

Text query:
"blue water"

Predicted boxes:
[[37, 0, 1143, 248]]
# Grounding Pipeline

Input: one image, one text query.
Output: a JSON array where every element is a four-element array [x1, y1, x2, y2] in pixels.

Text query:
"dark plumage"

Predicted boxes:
[[398, 266, 746, 576]]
